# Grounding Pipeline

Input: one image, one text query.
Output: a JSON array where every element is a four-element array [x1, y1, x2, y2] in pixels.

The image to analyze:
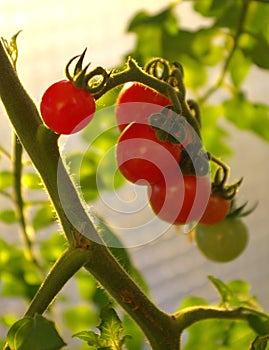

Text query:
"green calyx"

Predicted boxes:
[[65, 48, 109, 94]]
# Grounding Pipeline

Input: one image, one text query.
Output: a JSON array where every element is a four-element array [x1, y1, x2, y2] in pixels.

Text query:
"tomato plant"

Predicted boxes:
[[195, 219, 248, 263], [116, 122, 182, 185], [115, 83, 171, 131], [40, 79, 96, 134], [199, 194, 231, 225], [148, 174, 211, 224]]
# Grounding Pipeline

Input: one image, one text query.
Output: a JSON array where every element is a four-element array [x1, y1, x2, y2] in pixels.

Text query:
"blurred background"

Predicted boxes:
[[0, 0, 269, 348]]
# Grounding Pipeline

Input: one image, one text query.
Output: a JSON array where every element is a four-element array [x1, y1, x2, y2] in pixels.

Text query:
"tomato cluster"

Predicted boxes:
[[39, 51, 250, 263], [115, 83, 212, 225]]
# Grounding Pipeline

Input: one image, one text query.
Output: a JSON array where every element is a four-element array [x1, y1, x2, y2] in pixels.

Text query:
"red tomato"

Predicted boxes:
[[40, 80, 96, 134], [199, 195, 231, 225], [148, 174, 211, 224], [116, 123, 182, 185], [115, 83, 171, 131]]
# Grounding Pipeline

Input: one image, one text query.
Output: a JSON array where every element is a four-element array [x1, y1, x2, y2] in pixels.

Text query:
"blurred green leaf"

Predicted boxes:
[[66, 150, 99, 202], [193, 0, 231, 18], [214, 0, 241, 31], [179, 55, 207, 89], [0, 170, 13, 190], [200, 104, 232, 157], [229, 49, 252, 87], [7, 314, 66, 350], [0, 238, 41, 300], [127, 6, 178, 64], [248, 315, 269, 336], [223, 94, 269, 142], [122, 315, 145, 350], [39, 233, 66, 265], [0, 209, 17, 223], [192, 28, 225, 66], [75, 270, 97, 302], [248, 35, 269, 69], [63, 305, 98, 333], [183, 318, 255, 350], [178, 296, 208, 310], [32, 205, 55, 231], [22, 172, 42, 190], [246, 1, 269, 38], [128, 7, 178, 35]]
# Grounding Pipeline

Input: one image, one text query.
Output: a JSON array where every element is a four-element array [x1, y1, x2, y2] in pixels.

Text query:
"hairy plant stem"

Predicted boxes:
[[0, 40, 181, 350], [24, 248, 89, 317]]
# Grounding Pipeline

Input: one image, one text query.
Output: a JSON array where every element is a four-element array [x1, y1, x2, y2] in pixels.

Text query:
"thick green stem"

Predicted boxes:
[[84, 244, 181, 350], [174, 306, 250, 332], [25, 248, 89, 316], [0, 40, 181, 350]]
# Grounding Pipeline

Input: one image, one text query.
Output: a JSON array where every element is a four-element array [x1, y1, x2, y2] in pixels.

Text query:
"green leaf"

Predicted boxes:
[[214, 0, 242, 30], [178, 296, 208, 310], [128, 7, 178, 36], [193, 0, 230, 18], [208, 275, 236, 306], [126, 6, 178, 64], [223, 94, 269, 142], [250, 335, 269, 350], [246, 1, 269, 37], [63, 305, 98, 333], [200, 104, 232, 157], [22, 172, 42, 190], [183, 318, 255, 350], [0, 238, 41, 299], [32, 205, 55, 230], [249, 35, 269, 69], [73, 330, 100, 346], [73, 305, 131, 349], [248, 315, 269, 336], [122, 315, 145, 350], [7, 314, 66, 350], [0, 209, 17, 223], [229, 49, 252, 87], [0, 170, 13, 190], [98, 306, 125, 343], [194, 0, 242, 30], [191, 28, 225, 66], [179, 55, 208, 89], [39, 233, 66, 264]]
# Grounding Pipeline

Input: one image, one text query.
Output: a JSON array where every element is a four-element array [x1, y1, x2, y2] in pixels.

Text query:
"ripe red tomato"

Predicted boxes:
[[148, 174, 211, 224], [116, 122, 182, 185], [195, 219, 248, 262], [115, 83, 171, 131], [40, 80, 96, 134], [199, 195, 231, 225]]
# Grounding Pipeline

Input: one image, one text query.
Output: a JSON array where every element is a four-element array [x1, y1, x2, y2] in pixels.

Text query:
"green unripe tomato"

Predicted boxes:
[[195, 219, 249, 263]]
